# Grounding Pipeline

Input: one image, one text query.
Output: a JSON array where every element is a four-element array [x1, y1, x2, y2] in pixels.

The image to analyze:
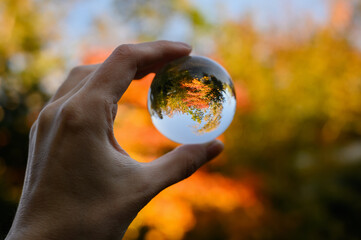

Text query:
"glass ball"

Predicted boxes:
[[148, 56, 236, 144]]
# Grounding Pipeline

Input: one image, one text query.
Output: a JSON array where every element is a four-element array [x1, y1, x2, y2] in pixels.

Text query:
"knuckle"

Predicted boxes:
[[58, 101, 85, 130], [69, 66, 84, 76], [37, 105, 56, 126], [67, 66, 95, 83], [114, 44, 135, 59]]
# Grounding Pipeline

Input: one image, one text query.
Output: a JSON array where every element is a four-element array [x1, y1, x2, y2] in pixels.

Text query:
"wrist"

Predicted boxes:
[[6, 203, 128, 240], [6, 222, 47, 240]]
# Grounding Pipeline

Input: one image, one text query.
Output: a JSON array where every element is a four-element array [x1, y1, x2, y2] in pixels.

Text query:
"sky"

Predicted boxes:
[[192, 0, 328, 28], [62, 0, 329, 42]]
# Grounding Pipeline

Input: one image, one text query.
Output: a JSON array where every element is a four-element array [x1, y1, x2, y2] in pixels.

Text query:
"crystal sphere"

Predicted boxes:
[[148, 56, 236, 144]]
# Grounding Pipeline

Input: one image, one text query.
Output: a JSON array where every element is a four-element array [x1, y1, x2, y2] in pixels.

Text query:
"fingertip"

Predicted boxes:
[[145, 139, 223, 192], [176, 139, 224, 160], [175, 41, 192, 50], [205, 139, 224, 160], [170, 43, 192, 58]]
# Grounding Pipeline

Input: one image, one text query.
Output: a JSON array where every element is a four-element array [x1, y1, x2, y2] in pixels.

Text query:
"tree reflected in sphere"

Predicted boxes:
[[148, 56, 236, 144]]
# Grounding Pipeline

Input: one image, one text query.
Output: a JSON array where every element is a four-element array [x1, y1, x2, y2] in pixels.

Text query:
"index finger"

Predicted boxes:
[[86, 41, 192, 103]]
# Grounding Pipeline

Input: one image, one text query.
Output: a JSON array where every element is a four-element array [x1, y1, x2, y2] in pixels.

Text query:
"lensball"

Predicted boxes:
[[148, 56, 236, 144]]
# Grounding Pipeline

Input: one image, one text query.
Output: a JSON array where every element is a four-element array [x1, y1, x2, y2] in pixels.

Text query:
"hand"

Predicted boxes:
[[6, 41, 224, 240]]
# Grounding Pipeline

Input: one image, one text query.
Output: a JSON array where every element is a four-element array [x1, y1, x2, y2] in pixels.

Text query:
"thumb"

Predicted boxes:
[[144, 140, 224, 194]]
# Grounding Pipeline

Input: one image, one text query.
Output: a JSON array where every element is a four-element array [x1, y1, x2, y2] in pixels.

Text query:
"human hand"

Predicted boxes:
[[6, 41, 224, 240]]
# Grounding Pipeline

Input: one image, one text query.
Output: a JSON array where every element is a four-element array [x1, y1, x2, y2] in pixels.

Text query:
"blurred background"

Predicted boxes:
[[1, 0, 361, 239]]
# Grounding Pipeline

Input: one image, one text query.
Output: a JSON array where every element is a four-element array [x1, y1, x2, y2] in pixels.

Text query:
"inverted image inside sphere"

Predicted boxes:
[[148, 56, 236, 144]]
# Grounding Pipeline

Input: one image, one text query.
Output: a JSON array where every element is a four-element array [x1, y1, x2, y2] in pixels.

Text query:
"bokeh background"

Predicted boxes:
[[1, 0, 361, 239]]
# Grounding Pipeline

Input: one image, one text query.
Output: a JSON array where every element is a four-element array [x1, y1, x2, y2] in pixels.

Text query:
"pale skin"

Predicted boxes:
[[6, 41, 224, 240]]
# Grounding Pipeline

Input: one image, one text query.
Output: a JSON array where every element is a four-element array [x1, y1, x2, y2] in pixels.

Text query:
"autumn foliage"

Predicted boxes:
[[1, 0, 361, 239]]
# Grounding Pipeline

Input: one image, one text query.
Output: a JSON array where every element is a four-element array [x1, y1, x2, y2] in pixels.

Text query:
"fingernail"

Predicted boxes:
[[206, 140, 224, 159]]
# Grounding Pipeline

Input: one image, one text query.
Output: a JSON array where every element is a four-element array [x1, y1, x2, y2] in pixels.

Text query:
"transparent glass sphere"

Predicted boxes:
[[148, 56, 236, 144]]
